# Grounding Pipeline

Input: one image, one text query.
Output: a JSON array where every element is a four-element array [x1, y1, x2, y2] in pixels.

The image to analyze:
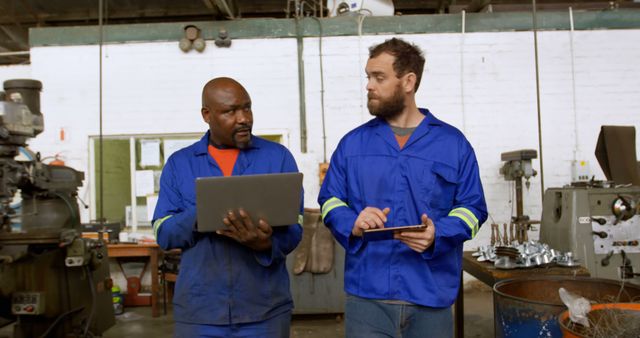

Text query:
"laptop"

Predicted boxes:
[[195, 172, 303, 232]]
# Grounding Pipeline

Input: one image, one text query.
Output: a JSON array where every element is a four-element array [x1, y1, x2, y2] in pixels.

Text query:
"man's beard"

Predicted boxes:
[[368, 84, 405, 119], [232, 124, 253, 149]]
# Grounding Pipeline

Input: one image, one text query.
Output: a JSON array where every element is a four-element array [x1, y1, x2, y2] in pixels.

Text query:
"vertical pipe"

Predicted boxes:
[[532, 0, 545, 201], [295, 17, 308, 153], [357, 15, 367, 121], [99, 0, 104, 226], [569, 7, 579, 161], [516, 178, 524, 220], [460, 10, 467, 133]]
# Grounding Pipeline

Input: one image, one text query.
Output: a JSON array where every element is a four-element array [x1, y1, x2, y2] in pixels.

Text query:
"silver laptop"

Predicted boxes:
[[195, 172, 303, 232]]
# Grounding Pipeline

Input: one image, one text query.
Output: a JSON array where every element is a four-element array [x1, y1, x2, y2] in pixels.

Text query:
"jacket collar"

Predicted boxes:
[[194, 130, 260, 156], [371, 108, 441, 150]]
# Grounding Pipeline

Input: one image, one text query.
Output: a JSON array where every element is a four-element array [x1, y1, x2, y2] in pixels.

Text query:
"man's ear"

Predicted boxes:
[[201, 107, 210, 123], [403, 72, 417, 93]]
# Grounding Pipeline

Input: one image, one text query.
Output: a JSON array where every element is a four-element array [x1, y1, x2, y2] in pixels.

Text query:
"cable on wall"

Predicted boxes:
[[310, 17, 327, 162]]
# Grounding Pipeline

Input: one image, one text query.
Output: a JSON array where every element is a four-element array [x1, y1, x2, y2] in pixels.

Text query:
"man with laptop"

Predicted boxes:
[[153, 77, 303, 337]]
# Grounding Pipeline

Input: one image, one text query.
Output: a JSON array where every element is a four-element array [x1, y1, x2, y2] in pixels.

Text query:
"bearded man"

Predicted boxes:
[[318, 38, 487, 338]]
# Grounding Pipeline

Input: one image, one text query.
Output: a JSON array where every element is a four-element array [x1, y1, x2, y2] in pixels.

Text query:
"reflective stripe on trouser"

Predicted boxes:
[[153, 215, 172, 238], [321, 197, 348, 222], [448, 207, 479, 238]]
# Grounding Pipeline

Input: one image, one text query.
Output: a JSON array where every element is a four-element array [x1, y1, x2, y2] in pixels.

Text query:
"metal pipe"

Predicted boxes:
[[569, 7, 580, 161], [99, 0, 104, 226], [516, 178, 524, 220], [532, 0, 545, 202], [0, 51, 29, 57], [295, 17, 308, 153], [460, 10, 467, 133], [310, 17, 327, 162]]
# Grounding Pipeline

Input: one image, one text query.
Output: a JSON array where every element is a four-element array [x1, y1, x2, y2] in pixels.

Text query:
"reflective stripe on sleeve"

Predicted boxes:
[[298, 214, 304, 225], [448, 207, 479, 238], [321, 197, 348, 222], [153, 215, 172, 238]]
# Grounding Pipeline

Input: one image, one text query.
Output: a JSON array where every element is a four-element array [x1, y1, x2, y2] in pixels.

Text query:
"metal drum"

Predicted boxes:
[[493, 276, 640, 338]]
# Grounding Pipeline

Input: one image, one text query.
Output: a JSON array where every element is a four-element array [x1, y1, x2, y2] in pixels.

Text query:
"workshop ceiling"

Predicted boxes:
[[1, 0, 639, 65]]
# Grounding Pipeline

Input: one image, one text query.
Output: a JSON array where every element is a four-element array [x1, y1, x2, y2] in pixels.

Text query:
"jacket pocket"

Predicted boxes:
[[426, 162, 458, 210]]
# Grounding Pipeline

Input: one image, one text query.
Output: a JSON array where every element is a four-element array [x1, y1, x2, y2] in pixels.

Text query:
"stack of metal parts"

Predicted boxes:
[[473, 240, 579, 270]]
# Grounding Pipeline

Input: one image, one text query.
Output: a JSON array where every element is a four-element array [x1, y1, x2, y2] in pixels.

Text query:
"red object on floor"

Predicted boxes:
[[124, 276, 151, 306]]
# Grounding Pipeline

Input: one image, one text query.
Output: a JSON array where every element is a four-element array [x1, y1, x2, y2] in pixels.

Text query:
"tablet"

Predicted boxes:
[[195, 172, 303, 232], [363, 224, 427, 241]]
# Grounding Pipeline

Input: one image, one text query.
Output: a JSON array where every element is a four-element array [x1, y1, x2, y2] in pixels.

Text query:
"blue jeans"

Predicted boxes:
[[345, 294, 452, 338], [174, 310, 291, 338]]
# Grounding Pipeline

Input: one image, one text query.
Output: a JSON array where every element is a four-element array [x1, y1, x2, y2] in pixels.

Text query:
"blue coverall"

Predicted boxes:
[[153, 132, 303, 329], [318, 109, 487, 307]]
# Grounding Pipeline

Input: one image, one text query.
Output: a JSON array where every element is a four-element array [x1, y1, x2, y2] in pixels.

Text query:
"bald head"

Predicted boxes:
[[200, 77, 254, 149], [202, 77, 249, 108]]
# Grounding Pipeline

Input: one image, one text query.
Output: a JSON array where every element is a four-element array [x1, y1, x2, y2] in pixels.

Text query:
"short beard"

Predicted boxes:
[[234, 138, 252, 149], [232, 125, 253, 149], [368, 85, 405, 119]]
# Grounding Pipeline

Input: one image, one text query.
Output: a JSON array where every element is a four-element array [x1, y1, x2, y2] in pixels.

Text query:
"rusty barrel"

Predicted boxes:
[[493, 276, 640, 337]]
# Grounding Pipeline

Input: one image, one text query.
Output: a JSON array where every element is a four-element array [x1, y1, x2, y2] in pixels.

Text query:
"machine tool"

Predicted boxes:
[[540, 126, 640, 284], [0, 79, 114, 337], [540, 184, 640, 284], [499, 149, 539, 243]]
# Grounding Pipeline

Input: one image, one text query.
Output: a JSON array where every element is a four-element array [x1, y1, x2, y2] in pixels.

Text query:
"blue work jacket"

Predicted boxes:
[[153, 131, 303, 325], [318, 109, 487, 308]]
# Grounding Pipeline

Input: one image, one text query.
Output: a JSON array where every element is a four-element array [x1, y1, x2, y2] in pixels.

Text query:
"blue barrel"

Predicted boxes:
[[493, 276, 640, 338]]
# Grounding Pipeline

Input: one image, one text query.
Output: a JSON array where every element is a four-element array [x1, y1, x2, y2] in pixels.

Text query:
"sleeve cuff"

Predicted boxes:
[[347, 235, 366, 254], [254, 238, 279, 267], [181, 207, 198, 229], [421, 228, 440, 260]]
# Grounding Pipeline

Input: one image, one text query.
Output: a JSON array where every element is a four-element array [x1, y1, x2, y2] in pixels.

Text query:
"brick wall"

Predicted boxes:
[[0, 64, 31, 80], [15, 29, 640, 254]]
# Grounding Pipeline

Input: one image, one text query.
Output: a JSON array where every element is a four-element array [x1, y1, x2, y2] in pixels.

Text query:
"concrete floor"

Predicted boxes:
[[0, 281, 494, 337], [104, 280, 494, 338]]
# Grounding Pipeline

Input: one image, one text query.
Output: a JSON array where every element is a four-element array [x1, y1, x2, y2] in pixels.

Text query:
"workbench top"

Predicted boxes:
[[462, 251, 590, 286]]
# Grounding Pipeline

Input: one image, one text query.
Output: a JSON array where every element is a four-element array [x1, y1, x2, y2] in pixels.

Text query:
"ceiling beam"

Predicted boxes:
[[18, 0, 41, 25], [450, 1, 640, 12], [201, 0, 222, 16], [468, 0, 492, 12], [0, 25, 28, 50], [0, 7, 232, 25]]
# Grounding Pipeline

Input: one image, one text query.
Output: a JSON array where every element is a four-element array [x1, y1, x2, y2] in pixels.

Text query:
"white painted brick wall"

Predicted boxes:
[[11, 29, 640, 256], [0, 64, 31, 80]]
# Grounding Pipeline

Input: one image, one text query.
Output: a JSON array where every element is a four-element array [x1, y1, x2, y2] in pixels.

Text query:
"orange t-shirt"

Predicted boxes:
[[395, 134, 411, 149], [208, 145, 240, 177]]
